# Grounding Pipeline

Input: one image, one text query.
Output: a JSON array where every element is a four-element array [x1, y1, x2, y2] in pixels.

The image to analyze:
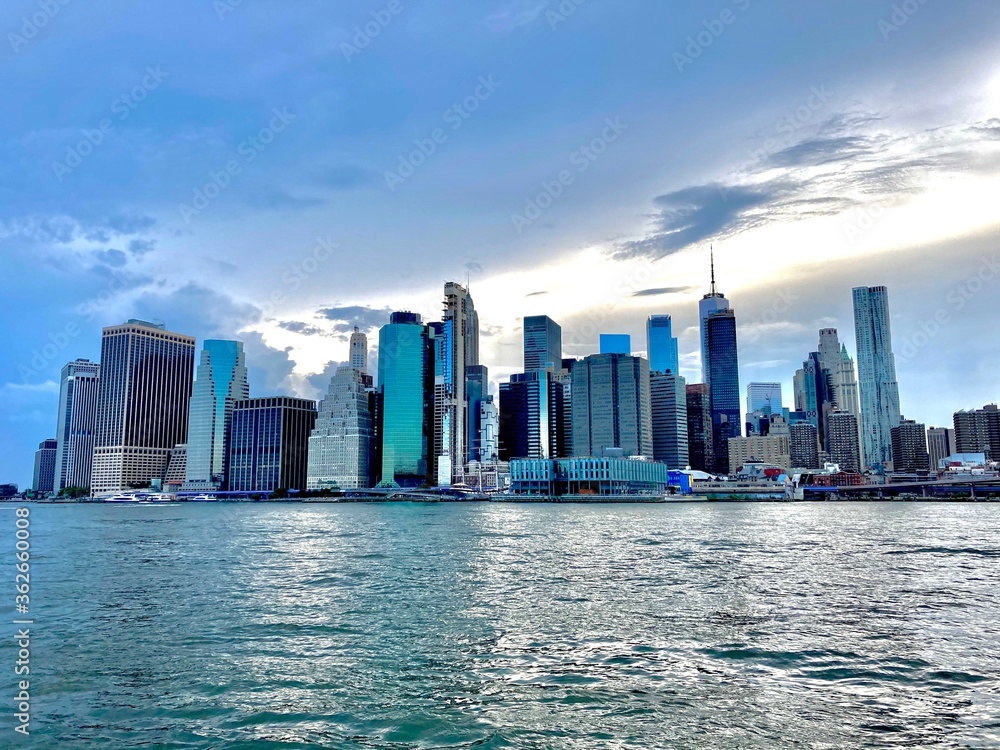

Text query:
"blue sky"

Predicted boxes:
[[2, 0, 1000, 486]]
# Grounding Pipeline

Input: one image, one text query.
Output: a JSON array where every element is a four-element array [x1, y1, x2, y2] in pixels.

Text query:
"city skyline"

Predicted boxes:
[[3, 1, 1000, 486]]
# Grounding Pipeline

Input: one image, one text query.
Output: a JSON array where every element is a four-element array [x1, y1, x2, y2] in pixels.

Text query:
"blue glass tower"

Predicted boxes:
[[378, 312, 434, 487], [705, 309, 740, 475], [185, 340, 249, 490], [699, 247, 730, 383], [647, 315, 679, 374], [853, 285, 901, 472], [523, 315, 562, 371]]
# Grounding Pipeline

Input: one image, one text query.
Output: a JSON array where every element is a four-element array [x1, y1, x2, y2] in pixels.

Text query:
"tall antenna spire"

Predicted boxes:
[[709, 244, 717, 295]]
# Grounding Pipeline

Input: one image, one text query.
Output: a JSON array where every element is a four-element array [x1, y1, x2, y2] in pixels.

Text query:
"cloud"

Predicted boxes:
[[242, 331, 296, 397], [128, 239, 156, 256], [317, 304, 393, 333], [630, 286, 696, 297], [612, 114, 1000, 261], [525, 290, 548, 297], [278, 320, 326, 336]]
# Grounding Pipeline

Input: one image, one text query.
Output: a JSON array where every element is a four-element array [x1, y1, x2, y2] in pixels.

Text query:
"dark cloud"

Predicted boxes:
[[630, 286, 696, 297], [94, 249, 127, 268], [318, 304, 393, 333], [306, 360, 349, 395], [242, 331, 296, 397], [278, 320, 326, 336], [612, 114, 1000, 261], [128, 238, 156, 256]]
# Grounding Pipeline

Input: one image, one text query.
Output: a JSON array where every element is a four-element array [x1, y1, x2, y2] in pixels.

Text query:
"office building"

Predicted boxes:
[[510, 457, 673, 496], [647, 315, 679, 375], [796, 351, 836, 451], [54, 358, 100, 491], [228, 397, 317, 493], [433, 282, 476, 485], [826, 411, 861, 473], [378, 312, 434, 487], [479, 398, 499, 462], [308, 366, 374, 490], [91, 320, 195, 495], [349, 327, 368, 374], [705, 308, 740, 475], [853, 286, 901, 472], [926, 426, 955, 472], [184, 340, 249, 491], [817, 328, 861, 434], [650, 371, 688, 468], [164, 444, 187, 491], [745, 382, 782, 436], [699, 247, 730, 383], [32, 439, 57, 494], [466, 364, 490, 462], [499, 369, 568, 461], [599, 334, 631, 355], [891, 417, 929, 474], [571, 353, 652, 459], [727, 435, 790, 475], [953, 405, 1000, 461], [523, 315, 562, 371], [790, 422, 820, 469], [686, 383, 713, 472]]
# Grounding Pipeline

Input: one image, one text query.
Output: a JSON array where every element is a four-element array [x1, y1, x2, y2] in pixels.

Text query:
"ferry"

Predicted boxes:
[[187, 493, 218, 502], [104, 492, 151, 504]]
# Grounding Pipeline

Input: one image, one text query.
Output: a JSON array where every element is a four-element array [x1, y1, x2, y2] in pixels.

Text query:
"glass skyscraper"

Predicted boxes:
[[571, 353, 652, 459], [699, 249, 730, 384], [499, 370, 552, 461], [185, 340, 249, 490], [523, 315, 562, 371], [378, 312, 433, 487], [599, 334, 631, 355], [852, 286, 901, 472], [650, 371, 688, 468], [705, 309, 740, 475], [91, 320, 195, 495], [647, 315, 679, 375], [54, 358, 100, 491], [228, 397, 317, 492]]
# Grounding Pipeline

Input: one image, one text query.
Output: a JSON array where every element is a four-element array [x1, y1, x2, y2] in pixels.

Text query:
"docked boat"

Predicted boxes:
[[187, 493, 218, 502], [104, 492, 150, 504]]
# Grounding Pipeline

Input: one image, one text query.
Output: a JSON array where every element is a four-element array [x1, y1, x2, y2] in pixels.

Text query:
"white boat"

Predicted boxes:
[[104, 492, 150, 504], [188, 493, 218, 502]]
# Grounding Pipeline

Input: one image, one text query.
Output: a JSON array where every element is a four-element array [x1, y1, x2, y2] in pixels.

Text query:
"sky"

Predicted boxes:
[[2, 0, 999, 487]]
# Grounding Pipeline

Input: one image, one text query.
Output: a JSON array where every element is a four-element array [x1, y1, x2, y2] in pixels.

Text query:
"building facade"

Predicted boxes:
[[646, 315, 679, 375], [228, 397, 317, 493], [499, 369, 568, 461], [953, 405, 1000, 461], [890, 417, 929, 474], [650, 371, 689, 469], [91, 320, 195, 495], [826, 411, 861, 473], [32, 439, 58, 494], [571, 353, 653, 459], [699, 248, 730, 383], [54, 358, 100, 491], [308, 366, 374, 490], [790, 422, 820, 470], [509, 457, 672, 496], [853, 286, 901, 472], [926, 426, 955, 472], [523, 315, 562, 371], [433, 282, 476, 484], [686, 383, 713, 473], [705, 309, 740, 475], [349, 327, 368, 374], [377, 312, 434, 487], [727, 435, 791, 475], [184, 340, 249, 490]]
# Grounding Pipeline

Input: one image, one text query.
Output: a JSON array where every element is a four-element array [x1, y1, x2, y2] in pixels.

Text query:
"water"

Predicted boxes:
[[3, 502, 1000, 749]]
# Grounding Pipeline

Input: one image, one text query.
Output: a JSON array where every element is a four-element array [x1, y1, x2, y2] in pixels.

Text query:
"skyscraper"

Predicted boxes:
[[790, 422, 820, 470], [817, 328, 862, 452], [571, 353, 652, 459], [650, 371, 689, 468], [827, 411, 861, 473], [523, 315, 562, 371], [32, 439, 57, 494], [54, 358, 100, 491], [745, 382, 782, 436], [308, 366, 374, 490], [926, 426, 955, 471], [891, 418, 929, 474], [796, 351, 836, 452], [647, 315, 680, 375], [699, 247, 730, 383], [378, 312, 434, 487], [686, 383, 713, 472], [184, 340, 249, 490], [228, 397, 317, 492], [499, 370, 552, 461], [705, 309, 740, 475], [434, 282, 476, 484], [91, 320, 195, 495], [479, 398, 499, 463], [466, 364, 490, 462], [599, 334, 631, 355], [953, 405, 1000, 461], [853, 286, 901, 472], [350, 327, 368, 374]]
